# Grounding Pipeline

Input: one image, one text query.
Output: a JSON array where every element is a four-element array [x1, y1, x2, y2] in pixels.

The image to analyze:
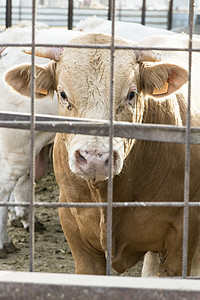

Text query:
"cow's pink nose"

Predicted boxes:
[[75, 150, 118, 177]]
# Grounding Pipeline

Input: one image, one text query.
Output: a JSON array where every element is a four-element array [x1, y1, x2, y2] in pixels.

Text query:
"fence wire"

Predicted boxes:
[[0, 0, 199, 281], [29, 0, 36, 273]]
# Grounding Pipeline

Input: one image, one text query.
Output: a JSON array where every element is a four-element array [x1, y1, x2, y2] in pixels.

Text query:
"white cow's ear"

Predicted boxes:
[[5, 63, 55, 98], [141, 63, 188, 98]]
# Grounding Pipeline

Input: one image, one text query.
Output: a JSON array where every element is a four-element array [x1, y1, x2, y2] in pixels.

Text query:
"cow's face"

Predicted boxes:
[[5, 33, 188, 182], [54, 35, 141, 181]]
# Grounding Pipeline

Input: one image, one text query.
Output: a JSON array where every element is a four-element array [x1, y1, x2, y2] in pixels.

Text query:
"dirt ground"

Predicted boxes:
[[0, 163, 143, 277]]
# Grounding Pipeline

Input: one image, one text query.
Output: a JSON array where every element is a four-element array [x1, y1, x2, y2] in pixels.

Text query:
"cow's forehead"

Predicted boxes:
[[56, 45, 138, 99], [55, 34, 138, 120], [59, 46, 136, 74], [56, 33, 137, 84]]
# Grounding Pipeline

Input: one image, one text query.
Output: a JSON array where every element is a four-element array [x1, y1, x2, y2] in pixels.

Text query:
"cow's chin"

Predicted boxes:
[[70, 167, 110, 182], [69, 163, 123, 183]]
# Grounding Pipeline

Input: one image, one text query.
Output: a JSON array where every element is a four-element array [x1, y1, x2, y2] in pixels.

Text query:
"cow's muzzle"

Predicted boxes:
[[75, 149, 118, 180]]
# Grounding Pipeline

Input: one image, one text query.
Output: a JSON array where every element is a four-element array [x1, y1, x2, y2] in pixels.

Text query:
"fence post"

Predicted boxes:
[[168, 0, 173, 30], [108, 0, 112, 20], [6, 0, 12, 28], [68, 0, 73, 30], [141, 0, 146, 25]]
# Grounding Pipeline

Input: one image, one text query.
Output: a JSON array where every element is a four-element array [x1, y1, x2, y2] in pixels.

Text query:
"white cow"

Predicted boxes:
[[0, 27, 82, 257], [75, 16, 175, 41]]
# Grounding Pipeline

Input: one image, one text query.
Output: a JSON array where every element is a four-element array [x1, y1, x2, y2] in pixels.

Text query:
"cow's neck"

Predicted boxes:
[[142, 95, 183, 126]]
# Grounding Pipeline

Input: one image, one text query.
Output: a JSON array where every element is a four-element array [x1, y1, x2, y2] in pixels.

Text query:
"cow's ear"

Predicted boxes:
[[5, 63, 55, 98], [141, 63, 188, 98]]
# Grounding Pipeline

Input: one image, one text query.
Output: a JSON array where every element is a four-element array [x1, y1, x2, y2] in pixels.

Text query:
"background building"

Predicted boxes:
[[1, 0, 200, 29], [2, 0, 200, 9]]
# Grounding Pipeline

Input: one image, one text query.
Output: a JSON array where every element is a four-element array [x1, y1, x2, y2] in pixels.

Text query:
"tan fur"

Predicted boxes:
[[5, 33, 200, 276], [5, 63, 55, 98], [54, 35, 200, 276]]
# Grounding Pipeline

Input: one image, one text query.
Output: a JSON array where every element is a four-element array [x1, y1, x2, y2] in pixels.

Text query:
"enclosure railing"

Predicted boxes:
[[0, 0, 200, 298], [3, 0, 176, 30]]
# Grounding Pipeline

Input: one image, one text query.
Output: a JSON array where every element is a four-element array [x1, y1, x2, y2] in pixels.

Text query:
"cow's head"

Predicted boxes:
[[5, 33, 187, 182]]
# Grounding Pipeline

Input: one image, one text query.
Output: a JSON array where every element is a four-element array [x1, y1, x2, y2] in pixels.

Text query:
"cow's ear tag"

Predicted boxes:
[[35, 87, 48, 95], [153, 81, 169, 96]]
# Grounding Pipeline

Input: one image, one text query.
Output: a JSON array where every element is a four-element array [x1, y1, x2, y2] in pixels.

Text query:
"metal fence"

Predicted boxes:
[[1, 5, 170, 29], [2, 0, 193, 30], [0, 0, 200, 299]]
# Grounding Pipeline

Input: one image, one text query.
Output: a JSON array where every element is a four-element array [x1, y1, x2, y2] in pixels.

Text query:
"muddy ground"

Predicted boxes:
[[0, 162, 143, 277]]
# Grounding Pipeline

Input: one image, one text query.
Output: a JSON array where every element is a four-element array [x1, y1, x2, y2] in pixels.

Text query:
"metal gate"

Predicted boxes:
[[0, 0, 200, 299]]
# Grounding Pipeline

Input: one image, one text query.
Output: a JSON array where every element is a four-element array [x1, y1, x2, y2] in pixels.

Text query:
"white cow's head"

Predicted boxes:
[[5, 33, 187, 182]]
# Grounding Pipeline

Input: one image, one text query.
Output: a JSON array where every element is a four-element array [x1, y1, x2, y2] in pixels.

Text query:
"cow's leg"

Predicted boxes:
[[8, 191, 17, 224], [141, 251, 160, 277], [0, 185, 16, 258], [59, 207, 106, 275], [159, 209, 198, 276], [74, 245, 106, 275], [0, 206, 9, 258], [10, 174, 45, 232], [190, 236, 200, 276], [9, 174, 30, 229]]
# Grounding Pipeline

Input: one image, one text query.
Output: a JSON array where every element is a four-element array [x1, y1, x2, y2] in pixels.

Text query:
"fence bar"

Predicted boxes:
[[2, 116, 200, 145], [168, 0, 173, 30], [141, 0, 146, 25], [0, 0, 199, 284], [106, 0, 115, 276], [0, 272, 200, 300], [108, 0, 112, 20], [182, 0, 195, 279], [29, 0, 36, 273], [68, 0, 73, 30], [2, 42, 200, 53], [1, 201, 200, 208], [6, 0, 12, 28]]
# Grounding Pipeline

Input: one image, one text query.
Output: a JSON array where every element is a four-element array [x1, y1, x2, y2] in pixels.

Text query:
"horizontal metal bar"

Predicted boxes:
[[0, 202, 200, 208], [1, 112, 200, 144], [0, 272, 200, 300], [1, 42, 200, 52]]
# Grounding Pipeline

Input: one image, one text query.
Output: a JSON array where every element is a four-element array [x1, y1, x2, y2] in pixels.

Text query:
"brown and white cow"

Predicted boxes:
[[5, 33, 200, 276]]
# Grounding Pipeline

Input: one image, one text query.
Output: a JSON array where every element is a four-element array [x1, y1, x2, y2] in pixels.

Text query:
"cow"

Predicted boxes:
[[0, 27, 82, 258], [75, 15, 175, 41], [5, 32, 200, 276]]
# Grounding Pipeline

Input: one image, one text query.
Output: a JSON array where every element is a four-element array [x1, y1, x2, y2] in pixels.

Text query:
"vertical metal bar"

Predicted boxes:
[[106, 0, 115, 276], [29, 0, 36, 272], [182, 0, 194, 279], [141, 0, 146, 25], [118, 2, 121, 22], [168, 0, 173, 30], [6, 0, 12, 28], [19, 0, 22, 22], [108, 0, 112, 20], [68, 0, 73, 30]]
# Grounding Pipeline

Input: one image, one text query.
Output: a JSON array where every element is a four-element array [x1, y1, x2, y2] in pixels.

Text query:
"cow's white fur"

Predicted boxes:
[[75, 16, 175, 41]]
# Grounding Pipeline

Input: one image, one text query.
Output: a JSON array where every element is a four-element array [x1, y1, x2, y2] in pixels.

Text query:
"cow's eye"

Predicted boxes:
[[59, 91, 72, 110], [60, 91, 67, 99], [127, 91, 135, 100]]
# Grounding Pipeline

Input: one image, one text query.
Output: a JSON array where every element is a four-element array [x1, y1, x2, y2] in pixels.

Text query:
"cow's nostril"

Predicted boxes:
[[76, 151, 87, 165], [105, 158, 109, 166], [113, 151, 118, 165], [104, 152, 118, 168]]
